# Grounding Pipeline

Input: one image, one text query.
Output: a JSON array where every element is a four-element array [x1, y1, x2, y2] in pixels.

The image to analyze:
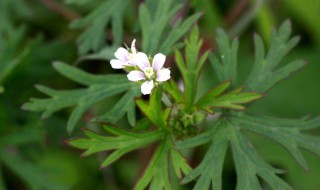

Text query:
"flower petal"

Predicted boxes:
[[156, 68, 171, 82], [131, 39, 137, 54], [110, 59, 124, 69], [127, 71, 145, 81], [135, 52, 150, 70], [141, 80, 154, 95], [152, 53, 166, 71], [115, 47, 129, 62]]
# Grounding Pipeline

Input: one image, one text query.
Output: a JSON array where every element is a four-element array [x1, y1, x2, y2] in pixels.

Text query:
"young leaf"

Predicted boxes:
[[163, 80, 183, 103], [70, 0, 129, 55], [196, 81, 263, 110], [23, 61, 138, 133], [135, 88, 167, 129], [234, 113, 320, 170], [175, 27, 209, 112], [245, 20, 305, 92], [68, 124, 164, 168], [209, 28, 239, 85]]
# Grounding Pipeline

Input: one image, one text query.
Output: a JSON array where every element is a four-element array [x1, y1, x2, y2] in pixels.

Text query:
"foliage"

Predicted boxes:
[[12, 0, 320, 189]]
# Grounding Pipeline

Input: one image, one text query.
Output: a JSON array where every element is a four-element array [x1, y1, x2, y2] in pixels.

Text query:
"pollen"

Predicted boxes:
[[144, 67, 155, 79]]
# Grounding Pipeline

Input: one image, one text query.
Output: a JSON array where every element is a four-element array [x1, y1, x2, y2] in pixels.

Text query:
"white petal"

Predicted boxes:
[[152, 53, 166, 71], [127, 71, 146, 81], [156, 68, 171, 82], [141, 80, 154, 95], [135, 52, 150, 70], [110, 59, 124, 69], [131, 39, 137, 54], [114, 47, 129, 62]]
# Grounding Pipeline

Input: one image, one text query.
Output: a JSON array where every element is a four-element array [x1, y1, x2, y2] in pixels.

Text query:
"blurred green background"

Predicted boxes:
[[0, 0, 319, 189]]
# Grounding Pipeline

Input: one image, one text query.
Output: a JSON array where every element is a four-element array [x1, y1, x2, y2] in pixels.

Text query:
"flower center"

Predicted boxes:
[[129, 53, 134, 60], [144, 67, 155, 79]]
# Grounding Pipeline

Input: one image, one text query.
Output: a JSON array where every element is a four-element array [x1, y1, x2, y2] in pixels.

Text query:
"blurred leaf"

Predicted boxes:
[[0, 127, 41, 147], [163, 79, 183, 103], [70, 0, 129, 55], [245, 20, 305, 92], [280, 0, 320, 46], [23, 61, 138, 133], [68, 124, 164, 168], [140, 0, 200, 55], [196, 81, 262, 110], [0, 150, 67, 190]]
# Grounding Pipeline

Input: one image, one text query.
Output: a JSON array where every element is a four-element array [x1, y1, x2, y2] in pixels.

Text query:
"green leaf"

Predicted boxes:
[[23, 61, 137, 133], [139, 0, 200, 55], [175, 27, 209, 112], [70, 0, 129, 55], [227, 125, 293, 190], [196, 81, 263, 110], [163, 80, 183, 103], [68, 124, 164, 168], [95, 87, 141, 126], [170, 148, 192, 179], [136, 88, 167, 129], [234, 113, 320, 170], [245, 20, 305, 92], [179, 124, 228, 190], [209, 28, 239, 85], [134, 136, 171, 190]]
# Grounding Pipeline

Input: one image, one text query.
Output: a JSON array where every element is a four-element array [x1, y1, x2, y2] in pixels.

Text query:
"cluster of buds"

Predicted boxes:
[[110, 40, 171, 95]]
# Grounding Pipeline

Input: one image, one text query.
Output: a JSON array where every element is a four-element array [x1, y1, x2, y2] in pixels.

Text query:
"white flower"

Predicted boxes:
[[127, 52, 170, 95], [110, 39, 137, 69]]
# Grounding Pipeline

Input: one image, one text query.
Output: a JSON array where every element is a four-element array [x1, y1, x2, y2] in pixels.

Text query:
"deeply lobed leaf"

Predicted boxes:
[[23, 62, 140, 133]]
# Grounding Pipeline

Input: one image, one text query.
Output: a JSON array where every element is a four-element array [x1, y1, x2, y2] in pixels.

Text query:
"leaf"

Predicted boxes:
[[136, 88, 167, 129], [209, 28, 239, 85], [134, 136, 171, 190], [23, 61, 138, 133], [179, 123, 228, 190], [196, 81, 263, 110], [233, 113, 320, 170], [175, 26, 209, 112], [70, 0, 129, 55], [139, 0, 200, 55], [245, 20, 305, 92], [170, 148, 192, 179], [227, 125, 293, 190], [163, 79, 183, 103], [95, 87, 141, 126], [68, 124, 164, 168]]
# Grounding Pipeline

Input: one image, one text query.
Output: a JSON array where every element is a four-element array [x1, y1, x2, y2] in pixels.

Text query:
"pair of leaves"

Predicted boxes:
[[23, 62, 140, 133]]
